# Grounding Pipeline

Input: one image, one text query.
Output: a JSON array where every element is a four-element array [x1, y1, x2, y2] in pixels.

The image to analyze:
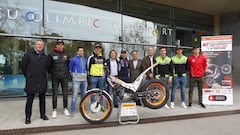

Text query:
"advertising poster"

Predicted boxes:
[[201, 35, 233, 105]]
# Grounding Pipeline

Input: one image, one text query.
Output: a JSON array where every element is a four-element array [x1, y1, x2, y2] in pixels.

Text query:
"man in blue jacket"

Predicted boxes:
[[69, 47, 87, 115]]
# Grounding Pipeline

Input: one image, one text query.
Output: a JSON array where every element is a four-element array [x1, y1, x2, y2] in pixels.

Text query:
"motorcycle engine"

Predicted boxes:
[[113, 86, 134, 102]]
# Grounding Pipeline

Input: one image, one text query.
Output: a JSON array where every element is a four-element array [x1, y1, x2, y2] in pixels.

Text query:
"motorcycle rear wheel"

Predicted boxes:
[[141, 79, 169, 109]]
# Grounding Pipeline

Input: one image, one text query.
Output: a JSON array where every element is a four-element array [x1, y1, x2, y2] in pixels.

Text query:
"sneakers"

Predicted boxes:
[[164, 104, 170, 109], [181, 102, 187, 109], [64, 108, 70, 116], [170, 102, 175, 109], [52, 110, 57, 118], [52, 108, 70, 118], [169, 102, 187, 109]]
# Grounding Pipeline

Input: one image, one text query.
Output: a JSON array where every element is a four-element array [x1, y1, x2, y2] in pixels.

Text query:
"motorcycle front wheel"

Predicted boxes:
[[141, 79, 169, 109], [80, 89, 113, 124]]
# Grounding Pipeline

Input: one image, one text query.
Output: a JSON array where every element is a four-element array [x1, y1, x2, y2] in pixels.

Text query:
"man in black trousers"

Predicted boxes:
[[48, 39, 70, 118], [21, 39, 49, 124]]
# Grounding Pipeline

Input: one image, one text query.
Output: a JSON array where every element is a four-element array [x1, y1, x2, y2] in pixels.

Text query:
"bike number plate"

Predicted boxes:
[[120, 102, 137, 117]]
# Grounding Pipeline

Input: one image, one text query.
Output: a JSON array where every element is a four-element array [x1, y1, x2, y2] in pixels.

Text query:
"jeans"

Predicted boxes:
[[52, 78, 68, 109], [189, 77, 203, 104], [90, 76, 104, 104], [107, 83, 118, 106], [71, 80, 87, 112], [171, 76, 186, 102]]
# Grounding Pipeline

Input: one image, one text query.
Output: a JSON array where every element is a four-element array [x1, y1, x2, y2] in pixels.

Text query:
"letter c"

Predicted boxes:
[[93, 19, 100, 28]]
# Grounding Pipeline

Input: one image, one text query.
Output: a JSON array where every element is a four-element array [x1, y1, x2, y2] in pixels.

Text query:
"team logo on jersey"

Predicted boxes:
[[63, 55, 68, 60]]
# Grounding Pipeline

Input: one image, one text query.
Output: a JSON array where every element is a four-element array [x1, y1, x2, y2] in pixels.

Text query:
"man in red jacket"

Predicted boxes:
[[188, 46, 207, 108]]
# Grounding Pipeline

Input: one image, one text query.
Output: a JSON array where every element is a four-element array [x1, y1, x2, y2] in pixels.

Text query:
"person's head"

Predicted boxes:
[[192, 46, 200, 55], [77, 47, 84, 57], [159, 47, 167, 57], [147, 47, 154, 57], [109, 50, 117, 59], [131, 50, 138, 60], [94, 42, 102, 56], [55, 39, 64, 52], [120, 50, 127, 58], [34, 39, 44, 52], [176, 47, 183, 55]]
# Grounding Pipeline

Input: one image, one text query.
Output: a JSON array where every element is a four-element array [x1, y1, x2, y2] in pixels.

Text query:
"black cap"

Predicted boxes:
[[56, 39, 64, 44], [121, 50, 127, 53], [95, 44, 102, 48]]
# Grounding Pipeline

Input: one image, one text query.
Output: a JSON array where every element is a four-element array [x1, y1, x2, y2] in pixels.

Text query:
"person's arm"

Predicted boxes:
[[185, 58, 188, 72], [169, 60, 173, 79], [203, 56, 207, 72], [67, 54, 71, 66], [21, 53, 29, 76], [68, 58, 74, 75], [48, 54, 52, 74], [187, 57, 191, 75], [87, 55, 93, 74]]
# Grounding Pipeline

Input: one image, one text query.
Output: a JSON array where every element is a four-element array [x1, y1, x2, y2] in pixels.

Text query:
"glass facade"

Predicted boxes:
[[0, 0, 214, 97]]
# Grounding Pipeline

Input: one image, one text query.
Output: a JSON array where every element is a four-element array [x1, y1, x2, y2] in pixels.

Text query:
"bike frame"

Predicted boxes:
[[107, 63, 159, 92]]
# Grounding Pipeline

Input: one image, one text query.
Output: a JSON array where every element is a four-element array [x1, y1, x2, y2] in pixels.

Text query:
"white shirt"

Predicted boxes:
[[133, 60, 138, 69], [110, 59, 118, 76], [149, 56, 154, 72]]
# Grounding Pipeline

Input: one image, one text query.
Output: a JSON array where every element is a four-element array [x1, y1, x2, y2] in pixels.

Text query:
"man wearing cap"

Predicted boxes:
[[170, 47, 188, 109], [118, 50, 129, 82], [87, 43, 105, 109], [187, 46, 207, 108], [155, 47, 173, 109], [48, 39, 70, 118]]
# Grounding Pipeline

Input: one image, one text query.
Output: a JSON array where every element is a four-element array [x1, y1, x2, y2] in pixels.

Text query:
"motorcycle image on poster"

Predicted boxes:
[[201, 35, 233, 105], [203, 51, 232, 88]]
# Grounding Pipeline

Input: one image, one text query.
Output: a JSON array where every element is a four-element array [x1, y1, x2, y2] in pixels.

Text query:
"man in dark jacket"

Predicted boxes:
[[48, 39, 70, 118], [21, 39, 49, 124], [119, 50, 129, 82], [141, 47, 156, 80]]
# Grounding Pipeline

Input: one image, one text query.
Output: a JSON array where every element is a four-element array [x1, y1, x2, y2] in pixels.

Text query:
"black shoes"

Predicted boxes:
[[25, 118, 31, 124], [25, 115, 48, 124], [199, 103, 206, 108], [188, 103, 206, 108], [40, 115, 49, 120]]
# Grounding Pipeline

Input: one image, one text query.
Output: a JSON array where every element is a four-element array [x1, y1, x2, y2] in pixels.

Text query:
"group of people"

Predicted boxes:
[[21, 39, 207, 125]]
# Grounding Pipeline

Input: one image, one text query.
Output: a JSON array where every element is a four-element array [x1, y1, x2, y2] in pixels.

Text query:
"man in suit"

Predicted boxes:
[[129, 50, 142, 82], [141, 47, 156, 80], [129, 50, 142, 105]]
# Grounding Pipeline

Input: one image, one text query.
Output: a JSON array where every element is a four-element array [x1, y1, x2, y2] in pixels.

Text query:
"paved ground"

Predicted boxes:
[[35, 114, 240, 135], [0, 87, 239, 131]]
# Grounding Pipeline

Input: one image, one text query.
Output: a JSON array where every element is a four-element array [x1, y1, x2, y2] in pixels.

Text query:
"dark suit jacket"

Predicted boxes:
[[129, 59, 142, 82]]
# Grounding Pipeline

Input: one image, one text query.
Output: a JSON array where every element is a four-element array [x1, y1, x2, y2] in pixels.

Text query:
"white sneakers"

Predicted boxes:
[[52, 108, 70, 118], [181, 102, 187, 109], [64, 109, 70, 116], [169, 102, 187, 109], [170, 102, 175, 109], [164, 104, 170, 109], [52, 110, 57, 118]]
